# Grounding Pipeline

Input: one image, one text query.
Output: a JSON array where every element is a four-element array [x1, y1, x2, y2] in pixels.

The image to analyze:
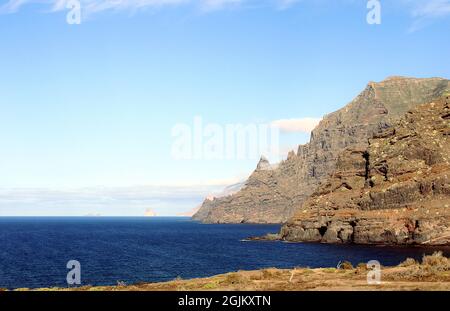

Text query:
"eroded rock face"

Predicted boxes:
[[281, 98, 450, 245], [193, 77, 450, 224]]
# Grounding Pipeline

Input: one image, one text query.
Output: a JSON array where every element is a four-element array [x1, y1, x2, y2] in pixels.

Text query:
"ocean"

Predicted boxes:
[[0, 217, 448, 289]]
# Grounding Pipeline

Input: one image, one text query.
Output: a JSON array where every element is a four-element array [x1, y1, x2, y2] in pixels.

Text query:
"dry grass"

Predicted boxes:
[[222, 272, 249, 286], [261, 268, 284, 279], [399, 258, 417, 267], [422, 251, 449, 267], [13, 252, 450, 291], [387, 252, 450, 282], [338, 261, 354, 270]]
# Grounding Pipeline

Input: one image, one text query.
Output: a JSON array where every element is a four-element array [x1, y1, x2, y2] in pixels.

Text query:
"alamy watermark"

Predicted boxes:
[[66, 0, 81, 25], [171, 117, 280, 161], [66, 260, 81, 285], [367, 0, 381, 25], [367, 260, 382, 285], [63, 1, 381, 26]]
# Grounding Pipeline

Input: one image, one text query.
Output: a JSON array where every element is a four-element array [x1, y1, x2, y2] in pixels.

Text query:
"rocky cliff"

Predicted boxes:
[[281, 97, 450, 245], [193, 77, 450, 223]]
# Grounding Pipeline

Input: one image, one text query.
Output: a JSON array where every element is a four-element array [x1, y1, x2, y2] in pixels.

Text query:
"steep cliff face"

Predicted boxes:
[[193, 77, 450, 224], [281, 98, 450, 245]]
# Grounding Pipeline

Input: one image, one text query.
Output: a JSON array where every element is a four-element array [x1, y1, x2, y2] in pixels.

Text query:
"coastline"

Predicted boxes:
[[11, 252, 450, 292], [246, 233, 450, 247]]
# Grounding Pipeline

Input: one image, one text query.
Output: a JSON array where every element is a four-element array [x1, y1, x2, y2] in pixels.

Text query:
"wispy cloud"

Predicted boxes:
[[410, 0, 450, 18], [0, 0, 28, 13], [2, 0, 449, 28], [0, 0, 302, 15], [2, 0, 450, 21], [276, 0, 299, 10], [271, 117, 321, 133], [199, 0, 241, 11], [400, 0, 450, 31], [0, 0, 243, 15], [1, 0, 190, 15], [0, 184, 229, 216]]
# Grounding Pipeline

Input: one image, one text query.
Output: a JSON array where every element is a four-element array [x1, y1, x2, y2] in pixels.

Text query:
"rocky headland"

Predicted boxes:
[[193, 77, 450, 224]]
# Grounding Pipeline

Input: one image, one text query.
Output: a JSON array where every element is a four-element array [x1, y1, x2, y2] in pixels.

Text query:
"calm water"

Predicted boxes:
[[0, 217, 448, 289]]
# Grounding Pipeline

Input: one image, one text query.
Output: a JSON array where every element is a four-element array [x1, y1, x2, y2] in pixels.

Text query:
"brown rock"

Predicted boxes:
[[281, 99, 450, 245], [193, 77, 450, 224]]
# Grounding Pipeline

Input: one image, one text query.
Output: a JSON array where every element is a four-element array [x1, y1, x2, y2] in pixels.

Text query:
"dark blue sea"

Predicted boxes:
[[0, 217, 448, 289]]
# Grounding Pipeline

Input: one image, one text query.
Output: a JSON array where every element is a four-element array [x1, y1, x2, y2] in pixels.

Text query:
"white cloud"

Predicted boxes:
[[0, 0, 28, 13], [398, 0, 450, 31], [409, 0, 450, 18], [271, 117, 321, 133], [276, 0, 299, 10], [0, 0, 302, 15], [2, 0, 450, 22], [199, 0, 241, 11], [0, 0, 239, 15], [0, 184, 227, 216]]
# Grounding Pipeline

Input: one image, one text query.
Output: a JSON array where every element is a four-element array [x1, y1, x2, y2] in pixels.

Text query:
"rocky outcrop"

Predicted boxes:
[[281, 98, 450, 245], [193, 77, 450, 223]]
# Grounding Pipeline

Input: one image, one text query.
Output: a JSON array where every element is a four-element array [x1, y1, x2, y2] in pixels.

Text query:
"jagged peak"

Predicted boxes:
[[256, 156, 271, 170], [287, 150, 296, 160], [256, 155, 278, 171]]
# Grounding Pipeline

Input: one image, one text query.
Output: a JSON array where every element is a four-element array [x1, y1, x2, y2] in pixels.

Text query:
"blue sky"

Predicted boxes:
[[1, 0, 450, 216]]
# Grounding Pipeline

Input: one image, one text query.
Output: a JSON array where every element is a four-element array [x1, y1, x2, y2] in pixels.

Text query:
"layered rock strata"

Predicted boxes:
[[194, 77, 450, 224], [281, 98, 450, 245]]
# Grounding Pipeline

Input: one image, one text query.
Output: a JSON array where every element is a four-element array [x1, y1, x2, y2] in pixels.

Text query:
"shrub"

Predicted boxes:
[[421, 251, 450, 271], [223, 273, 247, 285], [338, 261, 354, 270], [355, 262, 368, 274], [261, 269, 273, 279], [399, 258, 417, 267], [390, 252, 450, 281], [261, 268, 283, 279]]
